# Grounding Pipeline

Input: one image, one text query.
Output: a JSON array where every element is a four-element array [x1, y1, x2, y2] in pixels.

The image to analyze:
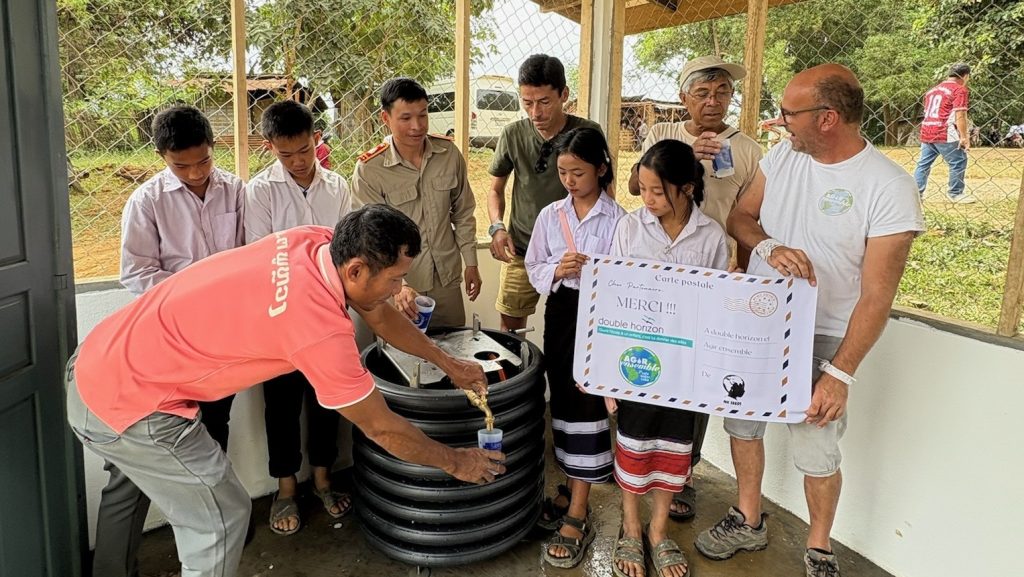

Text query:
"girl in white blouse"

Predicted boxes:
[[608, 140, 728, 577], [525, 127, 626, 569]]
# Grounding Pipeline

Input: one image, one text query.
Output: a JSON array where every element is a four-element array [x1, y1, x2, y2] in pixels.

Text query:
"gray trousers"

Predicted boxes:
[[66, 361, 251, 577], [94, 397, 234, 577], [93, 460, 150, 577]]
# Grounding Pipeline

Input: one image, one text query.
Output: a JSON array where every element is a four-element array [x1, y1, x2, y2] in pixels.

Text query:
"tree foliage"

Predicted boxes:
[[59, 0, 494, 150], [58, 0, 230, 147], [931, 0, 1024, 129]]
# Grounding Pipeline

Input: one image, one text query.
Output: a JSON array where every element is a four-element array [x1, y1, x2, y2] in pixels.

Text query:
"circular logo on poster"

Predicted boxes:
[[818, 188, 854, 216], [618, 346, 662, 387], [749, 291, 779, 317], [723, 374, 746, 399]]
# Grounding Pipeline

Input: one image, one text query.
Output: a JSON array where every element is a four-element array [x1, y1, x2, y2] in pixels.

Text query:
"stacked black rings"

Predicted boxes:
[[354, 329, 546, 567]]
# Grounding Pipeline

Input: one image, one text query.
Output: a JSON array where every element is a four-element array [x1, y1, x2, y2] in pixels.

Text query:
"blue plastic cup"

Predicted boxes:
[[712, 137, 735, 178], [413, 296, 436, 332], [477, 428, 503, 451]]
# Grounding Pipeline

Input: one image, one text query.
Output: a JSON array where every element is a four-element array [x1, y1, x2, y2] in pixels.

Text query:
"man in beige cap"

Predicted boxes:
[[628, 54, 763, 522]]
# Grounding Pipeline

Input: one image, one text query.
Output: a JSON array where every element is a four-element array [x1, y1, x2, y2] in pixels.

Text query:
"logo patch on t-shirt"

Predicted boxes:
[[818, 188, 854, 216]]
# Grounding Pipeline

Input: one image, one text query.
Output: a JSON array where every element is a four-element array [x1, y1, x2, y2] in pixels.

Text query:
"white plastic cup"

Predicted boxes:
[[477, 428, 503, 451], [413, 296, 436, 332], [712, 137, 735, 178]]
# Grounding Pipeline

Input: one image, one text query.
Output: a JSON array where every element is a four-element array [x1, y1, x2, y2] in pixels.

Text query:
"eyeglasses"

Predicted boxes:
[[779, 106, 832, 122], [687, 89, 733, 102], [534, 140, 554, 173]]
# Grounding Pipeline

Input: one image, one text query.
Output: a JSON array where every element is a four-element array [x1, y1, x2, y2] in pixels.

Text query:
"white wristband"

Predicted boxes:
[[754, 238, 783, 262], [818, 360, 856, 386]]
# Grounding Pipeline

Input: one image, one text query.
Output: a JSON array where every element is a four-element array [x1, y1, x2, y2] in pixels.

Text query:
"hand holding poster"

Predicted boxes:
[[572, 256, 818, 423]]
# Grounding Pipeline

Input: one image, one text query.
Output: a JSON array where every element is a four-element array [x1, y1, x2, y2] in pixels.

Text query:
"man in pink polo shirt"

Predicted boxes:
[[66, 205, 504, 577]]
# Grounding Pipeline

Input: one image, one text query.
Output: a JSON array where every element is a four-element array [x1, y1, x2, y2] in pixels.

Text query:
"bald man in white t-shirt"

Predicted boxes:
[[696, 64, 923, 577]]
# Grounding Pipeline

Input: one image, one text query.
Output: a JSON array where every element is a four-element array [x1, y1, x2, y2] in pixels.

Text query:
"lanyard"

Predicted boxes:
[[557, 207, 578, 253]]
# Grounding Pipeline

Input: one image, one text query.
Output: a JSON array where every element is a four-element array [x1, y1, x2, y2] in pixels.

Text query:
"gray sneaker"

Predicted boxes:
[[805, 548, 841, 577], [694, 506, 768, 560]]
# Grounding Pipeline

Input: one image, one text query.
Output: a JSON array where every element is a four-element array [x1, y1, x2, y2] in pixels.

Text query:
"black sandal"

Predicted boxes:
[[669, 484, 697, 522], [537, 483, 572, 530], [542, 514, 595, 569]]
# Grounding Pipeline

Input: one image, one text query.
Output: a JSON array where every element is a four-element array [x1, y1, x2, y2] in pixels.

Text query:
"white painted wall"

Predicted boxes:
[[77, 249, 1023, 577], [699, 316, 1022, 577]]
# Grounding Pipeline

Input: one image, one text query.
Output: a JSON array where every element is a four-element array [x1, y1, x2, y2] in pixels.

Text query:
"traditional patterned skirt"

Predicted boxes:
[[614, 400, 695, 494], [544, 287, 613, 483]]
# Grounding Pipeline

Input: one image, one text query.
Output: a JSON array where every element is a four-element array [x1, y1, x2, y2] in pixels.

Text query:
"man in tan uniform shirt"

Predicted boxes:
[[352, 77, 480, 328]]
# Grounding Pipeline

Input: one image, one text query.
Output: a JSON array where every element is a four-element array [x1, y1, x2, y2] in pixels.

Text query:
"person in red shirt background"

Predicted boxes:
[[316, 132, 332, 169], [914, 63, 974, 204]]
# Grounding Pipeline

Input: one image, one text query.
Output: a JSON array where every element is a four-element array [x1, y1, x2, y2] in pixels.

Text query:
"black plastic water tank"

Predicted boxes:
[[354, 328, 546, 567]]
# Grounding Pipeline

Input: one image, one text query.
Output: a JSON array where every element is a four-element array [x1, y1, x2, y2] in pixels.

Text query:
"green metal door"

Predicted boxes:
[[0, 0, 84, 576]]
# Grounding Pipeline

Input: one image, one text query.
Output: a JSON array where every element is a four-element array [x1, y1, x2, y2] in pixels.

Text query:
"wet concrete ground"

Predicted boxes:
[[136, 456, 895, 577]]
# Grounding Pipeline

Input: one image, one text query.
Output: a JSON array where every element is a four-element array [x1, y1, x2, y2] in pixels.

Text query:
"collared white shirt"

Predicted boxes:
[[525, 191, 626, 294], [119, 167, 245, 296], [244, 159, 355, 241], [612, 205, 729, 270]]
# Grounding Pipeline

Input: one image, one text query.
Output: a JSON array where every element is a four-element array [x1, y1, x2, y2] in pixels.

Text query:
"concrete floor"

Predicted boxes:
[[136, 456, 895, 577]]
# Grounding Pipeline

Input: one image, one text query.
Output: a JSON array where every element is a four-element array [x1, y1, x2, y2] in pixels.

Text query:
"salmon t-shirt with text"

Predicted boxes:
[[74, 226, 375, 433]]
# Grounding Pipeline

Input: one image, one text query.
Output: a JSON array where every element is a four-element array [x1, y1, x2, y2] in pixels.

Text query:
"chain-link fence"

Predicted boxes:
[[614, 0, 1024, 332], [62, 0, 464, 279], [61, 0, 1023, 332]]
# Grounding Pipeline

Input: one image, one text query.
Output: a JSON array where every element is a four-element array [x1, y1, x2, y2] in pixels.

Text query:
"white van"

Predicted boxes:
[[426, 75, 522, 148]]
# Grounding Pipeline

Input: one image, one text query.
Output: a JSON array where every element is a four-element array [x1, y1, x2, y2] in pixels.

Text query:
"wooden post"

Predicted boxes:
[[997, 169, 1024, 336], [578, 0, 594, 115], [230, 0, 249, 180], [454, 0, 471, 155], [605, 0, 625, 199], [739, 0, 767, 139]]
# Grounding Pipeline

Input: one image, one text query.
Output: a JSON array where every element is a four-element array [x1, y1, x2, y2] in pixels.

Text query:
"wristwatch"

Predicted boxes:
[[487, 221, 506, 237], [754, 238, 784, 262]]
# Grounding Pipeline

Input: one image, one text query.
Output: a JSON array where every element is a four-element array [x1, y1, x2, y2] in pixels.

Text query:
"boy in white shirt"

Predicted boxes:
[[104, 104, 245, 577], [244, 100, 355, 536]]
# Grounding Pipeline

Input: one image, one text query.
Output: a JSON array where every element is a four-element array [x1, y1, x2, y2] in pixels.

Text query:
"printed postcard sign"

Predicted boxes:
[[572, 256, 818, 423]]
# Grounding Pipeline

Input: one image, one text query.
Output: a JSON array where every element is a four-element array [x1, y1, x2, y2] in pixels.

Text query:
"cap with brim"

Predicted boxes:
[[678, 55, 747, 90]]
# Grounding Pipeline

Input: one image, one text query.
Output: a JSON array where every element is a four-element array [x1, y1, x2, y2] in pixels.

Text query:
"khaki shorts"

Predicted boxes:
[[495, 255, 540, 318], [723, 335, 847, 477]]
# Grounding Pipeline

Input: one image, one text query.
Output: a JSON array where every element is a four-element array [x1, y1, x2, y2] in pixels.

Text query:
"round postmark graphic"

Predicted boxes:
[[818, 188, 854, 216], [618, 346, 662, 387], [749, 291, 779, 317]]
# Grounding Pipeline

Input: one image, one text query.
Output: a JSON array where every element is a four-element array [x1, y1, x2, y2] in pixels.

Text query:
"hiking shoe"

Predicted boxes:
[[694, 506, 768, 560], [805, 548, 841, 577]]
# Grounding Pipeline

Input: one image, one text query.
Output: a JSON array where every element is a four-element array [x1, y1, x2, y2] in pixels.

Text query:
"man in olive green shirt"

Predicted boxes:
[[487, 54, 602, 331], [353, 78, 480, 328]]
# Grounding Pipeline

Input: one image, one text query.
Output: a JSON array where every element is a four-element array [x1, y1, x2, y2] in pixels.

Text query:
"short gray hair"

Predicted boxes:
[[680, 68, 734, 94]]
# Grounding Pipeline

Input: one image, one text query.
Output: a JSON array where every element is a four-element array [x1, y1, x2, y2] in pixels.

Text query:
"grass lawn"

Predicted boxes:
[[68, 144, 1023, 331]]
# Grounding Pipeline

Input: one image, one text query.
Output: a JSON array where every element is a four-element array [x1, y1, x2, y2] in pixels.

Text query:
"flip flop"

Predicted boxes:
[[269, 495, 300, 536], [312, 487, 352, 519]]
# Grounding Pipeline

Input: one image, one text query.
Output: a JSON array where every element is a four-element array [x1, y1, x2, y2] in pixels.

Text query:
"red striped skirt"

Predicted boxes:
[[613, 400, 695, 495]]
